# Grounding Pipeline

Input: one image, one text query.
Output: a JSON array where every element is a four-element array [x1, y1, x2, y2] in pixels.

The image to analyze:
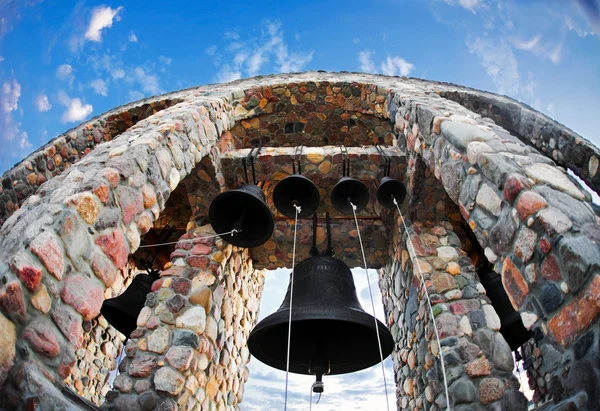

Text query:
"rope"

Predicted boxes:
[[284, 204, 301, 411], [393, 198, 450, 410], [136, 229, 240, 248], [349, 201, 391, 411]]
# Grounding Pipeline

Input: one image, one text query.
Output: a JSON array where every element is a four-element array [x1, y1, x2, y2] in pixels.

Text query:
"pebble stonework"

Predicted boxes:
[[0, 72, 599, 411]]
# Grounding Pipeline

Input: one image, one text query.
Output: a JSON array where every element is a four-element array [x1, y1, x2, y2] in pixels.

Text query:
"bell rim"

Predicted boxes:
[[208, 187, 274, 248], [248, 305, 394, 375], [273, 174, 321, 218], [330, 177, 369, 215], [376, 178, 406, 209]]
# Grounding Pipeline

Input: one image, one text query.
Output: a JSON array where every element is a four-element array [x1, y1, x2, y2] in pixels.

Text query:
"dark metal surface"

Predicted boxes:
[[100, 273, 158, 337], [478, 267, 532, 350], [376, 176, 406, 209], [330, 177, 369, 215], [248, 255, 394, 375], [273, 174, 321, 218], [209, 183, 275, 248]]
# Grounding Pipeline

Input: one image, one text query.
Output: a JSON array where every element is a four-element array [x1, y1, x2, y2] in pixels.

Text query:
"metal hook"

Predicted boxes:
[[325, 212, 334, 257]]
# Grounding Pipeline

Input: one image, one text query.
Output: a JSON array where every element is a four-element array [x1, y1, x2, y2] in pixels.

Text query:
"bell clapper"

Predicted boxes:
[[308, 345, 330, 394]]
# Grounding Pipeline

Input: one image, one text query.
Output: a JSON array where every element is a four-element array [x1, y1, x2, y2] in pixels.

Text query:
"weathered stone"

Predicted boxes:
[[166, 294, 187, 313], [441, 161, 465, 203], [441, 121, 494, 150], [451, 378, 476, 404], [31, 284, 51, 314], [539, 282, 564, 313], [95, 208, 121, 231], [91, 253, 117, 287], [165, 346, 194, 371], [154, 367, 185, 396], [558, 235, 600, 293], [492, 333, 514, 371], [148, 327, 170, 354], [516, 191, 547, 220], [514, 227, 536, 263], [525, 163, 584, 200], [537, 207, 572, 236], [465, 357, 491, 376], [479, 377, 505, 404], [435, 313, 458, 339], [432, 272, 457, 293], [501, 258, 528, 310], [10, 252, 43, 292], [483, 304, 501, 331], [30, 231, 64, 280], [171, 329, 199, 349], [189, 287, 213, 314], [176, 306, 206, 333], [541, 254, 562, 281], [503, 174, 532, 203], [114, 374, 134, 393], [95, 229, 129, 269], [23, 319, 60, 357], [548, 275, 600, 346], [117, 186, 144, 225], [478, 152, 521, 187], [534, 185, 596, 227], [476, 184, 502, 216], [51, 306, 83, 347], [0, 281, 27, 322], [72, 192, 101, 224], [171, 277, 191, 295], [489, 206, 516, 255], [61, 274, 103, 321], [58, 210, 91, 268], [129, 353, 158, 377], [0, 312, 16, 387]]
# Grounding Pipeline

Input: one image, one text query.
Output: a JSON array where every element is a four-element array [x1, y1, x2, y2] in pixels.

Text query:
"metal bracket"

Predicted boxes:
[[340, 145, 350, 177], [242, 142, 262, 184], [292, 144, 304, 175], [376, 145, 391, 177]]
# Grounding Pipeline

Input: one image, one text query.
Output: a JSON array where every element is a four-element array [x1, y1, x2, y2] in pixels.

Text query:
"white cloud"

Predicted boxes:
[[19, 131, 31, 149], [90, 78, 108, 96], [205, 45, 217, 56], [0, 56, 4, 63], [443, 0, 484, 13], [511, 35, 541, 51], [466, 36, 521, 96], [132, 67, 161, 94], [212, 20, 312, 82], [1, 78, 22, 143], [215, 65, 242, 83], [547, 102, 555, 113], [35, 94, 52, 112], [159, 55, 172, 65], [111, 68, 125, 79], [358, 51, 376, 73], [128, 31, 138, 42], [380, 56, 415, 76], [85, 6, 123, 42], [56, 63, 73, 80], [57, 90, 93, 123]]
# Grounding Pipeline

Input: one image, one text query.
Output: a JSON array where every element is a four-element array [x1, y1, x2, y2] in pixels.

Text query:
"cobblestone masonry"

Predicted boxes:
[[381, 219, 526, 410], [0, 72, 598, 410]]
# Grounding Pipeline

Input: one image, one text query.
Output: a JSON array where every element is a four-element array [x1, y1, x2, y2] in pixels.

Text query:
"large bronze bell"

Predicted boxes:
[[478, 266, 532, 350], [247, 255, 394, 378], [209, 183, 274, 248], [100, 272, 159, 337], [376, 176, 406, 209]]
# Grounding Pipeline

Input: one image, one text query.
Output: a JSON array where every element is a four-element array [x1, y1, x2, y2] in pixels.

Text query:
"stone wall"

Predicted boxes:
[[0, 72, 599, 410], [103, 225, 264, 411], [381, 219, 526, 410]]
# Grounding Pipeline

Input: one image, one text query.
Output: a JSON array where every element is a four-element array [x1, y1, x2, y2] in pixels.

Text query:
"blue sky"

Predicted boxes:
[[0, 0, 599, 175]]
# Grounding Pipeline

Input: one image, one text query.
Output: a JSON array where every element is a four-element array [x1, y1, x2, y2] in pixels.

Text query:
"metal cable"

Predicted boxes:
[[136, 229, 239, 248], [393, 197, 450, 410], [349, 201, 391, 411], [284, 204, 301, 411]]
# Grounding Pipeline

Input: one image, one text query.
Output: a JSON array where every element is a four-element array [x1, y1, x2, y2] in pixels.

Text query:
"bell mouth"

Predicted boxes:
[[247, 306, 394, 376], [376, 177, 406, 209]]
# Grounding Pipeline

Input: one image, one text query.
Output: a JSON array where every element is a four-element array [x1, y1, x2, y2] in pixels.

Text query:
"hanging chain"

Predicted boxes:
[[284, 204, 301, 411], [393, 198, 450, 411], [349, 201, 391, 411]]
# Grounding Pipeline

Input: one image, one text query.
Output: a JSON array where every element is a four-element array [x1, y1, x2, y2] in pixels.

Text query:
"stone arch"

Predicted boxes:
[[0, 72, 598, 410]]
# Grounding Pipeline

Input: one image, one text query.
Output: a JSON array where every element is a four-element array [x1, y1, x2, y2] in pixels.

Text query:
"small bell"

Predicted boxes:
[[209, 144, 275, 248], [209, 183, 274, 248], [273, 146, 320, 218], [376, 176, 406, 209], [330, 145, 369, 214], [100, 271, 160, 337], [375, 145, 406, 209]]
